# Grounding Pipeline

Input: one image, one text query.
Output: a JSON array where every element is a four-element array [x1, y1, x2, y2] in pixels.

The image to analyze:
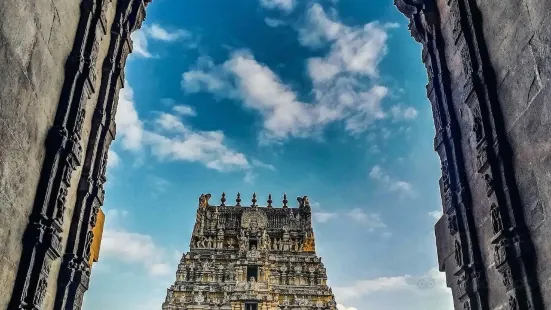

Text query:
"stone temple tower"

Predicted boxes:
[[162, 193, 337, 310]]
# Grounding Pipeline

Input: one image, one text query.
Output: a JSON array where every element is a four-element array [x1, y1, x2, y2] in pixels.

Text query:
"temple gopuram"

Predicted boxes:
[[162, 193, 337, 310]]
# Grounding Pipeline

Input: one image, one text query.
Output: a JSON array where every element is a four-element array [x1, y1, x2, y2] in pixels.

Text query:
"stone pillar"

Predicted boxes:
[[394, 0, 548, 309], [2, 0, 151, 309]]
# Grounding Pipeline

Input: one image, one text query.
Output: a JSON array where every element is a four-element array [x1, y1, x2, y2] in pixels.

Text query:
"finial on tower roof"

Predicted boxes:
[[252, 192, 257, 207], [236, 192, 241, 207], [220, 192, 226, 206], [283, 193, 288, 208], [267, 194, 273, 208]]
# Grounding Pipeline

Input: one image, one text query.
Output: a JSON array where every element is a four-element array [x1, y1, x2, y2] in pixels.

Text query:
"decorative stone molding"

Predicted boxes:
[[163, 194, 335, 310], [394, 0, 544, 309], [8, 0, 151, 309]]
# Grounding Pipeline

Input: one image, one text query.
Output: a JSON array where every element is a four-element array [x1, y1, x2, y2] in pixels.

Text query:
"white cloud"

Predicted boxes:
[[337, 305, 358, 310], [428, 210, 443, 221], [389, 181, 415, 197], [149, 263, 172, 276], [369, 165, 389, 182], [131, 29, 155, 58], [311, 202, 339, 224], [390, 104, 419, 121], [107, 149, 120, 168], [259, 0, 296, 12], [146, 130, 250, 172], [313, 211, 339, 223], [251, 158, 276, 171], [182, 51, 389, 143], [333, 267, 452, 309], [147, 175, 171, 193], [145, 24, 190, 42], [101, 209, 174, 277], [299, 4, 344, 48], [382, 231, 393, 238], [300, 4, 395, 79], [346, 208, 386, 230], [264, 17, 286, 28], [181, 4, 402, 143], [115, 82, 251, 173], [369, 165, 415, 198], [244, 170, 257, 184], [335, 275, 412, 300], [172, 105, 197, 116], [116, 82, 144, 151], [130, 24, 192, 59]]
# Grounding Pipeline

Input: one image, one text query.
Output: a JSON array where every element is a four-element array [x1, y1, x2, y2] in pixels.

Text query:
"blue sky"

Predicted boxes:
[[83, 0, 453, 309]]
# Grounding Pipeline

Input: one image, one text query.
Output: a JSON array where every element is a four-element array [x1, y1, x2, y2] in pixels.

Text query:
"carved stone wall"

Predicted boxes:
[[0, 1, 149, 310], [162, 194, 336, 310], [0, 1, 82, 308], [396, 0, 551, 309]]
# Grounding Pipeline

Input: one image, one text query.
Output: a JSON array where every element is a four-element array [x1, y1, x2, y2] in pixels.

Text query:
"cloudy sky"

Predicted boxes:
[[83, 0, 453, 309]]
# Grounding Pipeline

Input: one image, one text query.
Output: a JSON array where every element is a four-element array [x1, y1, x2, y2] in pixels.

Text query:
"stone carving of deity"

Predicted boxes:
[[490, 203, 503, 234], [250, 218, 259, 234], [227, 237, 235, 249], [194, 291, 205, 304], [239, 240, 247, 252], [248, 276, 257, 290], [207, 237, 213, 248], [199, 236, 207, 248], [454, 240, 462, 266], [283, 226, 289, 239], [283, 296, 290, 306]]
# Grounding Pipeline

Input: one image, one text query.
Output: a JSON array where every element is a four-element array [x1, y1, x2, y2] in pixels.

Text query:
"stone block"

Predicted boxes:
[[26, 35, 62, 120], [0, 256, 16, 310], [484, 3, 533, 87], [47, 6, 74, 67], [29, 0, 55, 44], [0, 0, 38, 69], [435, 216, 452, 271], [497, 44, 542, 133], [525, 0, 551, 33], [49, 0, 80, 61], [529, 14, 551, 87], [477, 0, 522, 56]]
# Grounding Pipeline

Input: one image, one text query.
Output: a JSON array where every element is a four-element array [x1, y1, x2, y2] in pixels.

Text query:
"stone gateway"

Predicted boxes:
[[1, 0, 551, 309]]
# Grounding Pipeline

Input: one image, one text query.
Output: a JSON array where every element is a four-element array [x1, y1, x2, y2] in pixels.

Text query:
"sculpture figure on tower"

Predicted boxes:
[[199, 193, 212, 208]]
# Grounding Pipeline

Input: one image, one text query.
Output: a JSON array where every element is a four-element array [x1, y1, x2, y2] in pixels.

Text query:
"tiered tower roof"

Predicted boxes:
[[162, 193, 337, 310]]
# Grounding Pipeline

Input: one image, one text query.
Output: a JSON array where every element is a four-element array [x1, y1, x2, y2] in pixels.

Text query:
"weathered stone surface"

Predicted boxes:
[[0, 0, 79, 308], [396, 0, 551, 308], [0, 0, 149, 309]]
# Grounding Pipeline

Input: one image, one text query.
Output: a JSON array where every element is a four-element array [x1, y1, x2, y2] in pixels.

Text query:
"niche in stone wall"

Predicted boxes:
[[247, 266, 258, 281], [249, 239, 258, 250], [245, 303, 258, 310]]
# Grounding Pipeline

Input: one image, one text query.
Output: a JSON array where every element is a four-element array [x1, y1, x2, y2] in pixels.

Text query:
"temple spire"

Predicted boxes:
[[252, 192, 257, 207], [267, 194, 273, 208], [283, 193, 288, 208], [236, 192, 241, 207], [220, 192, 226, 206]]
